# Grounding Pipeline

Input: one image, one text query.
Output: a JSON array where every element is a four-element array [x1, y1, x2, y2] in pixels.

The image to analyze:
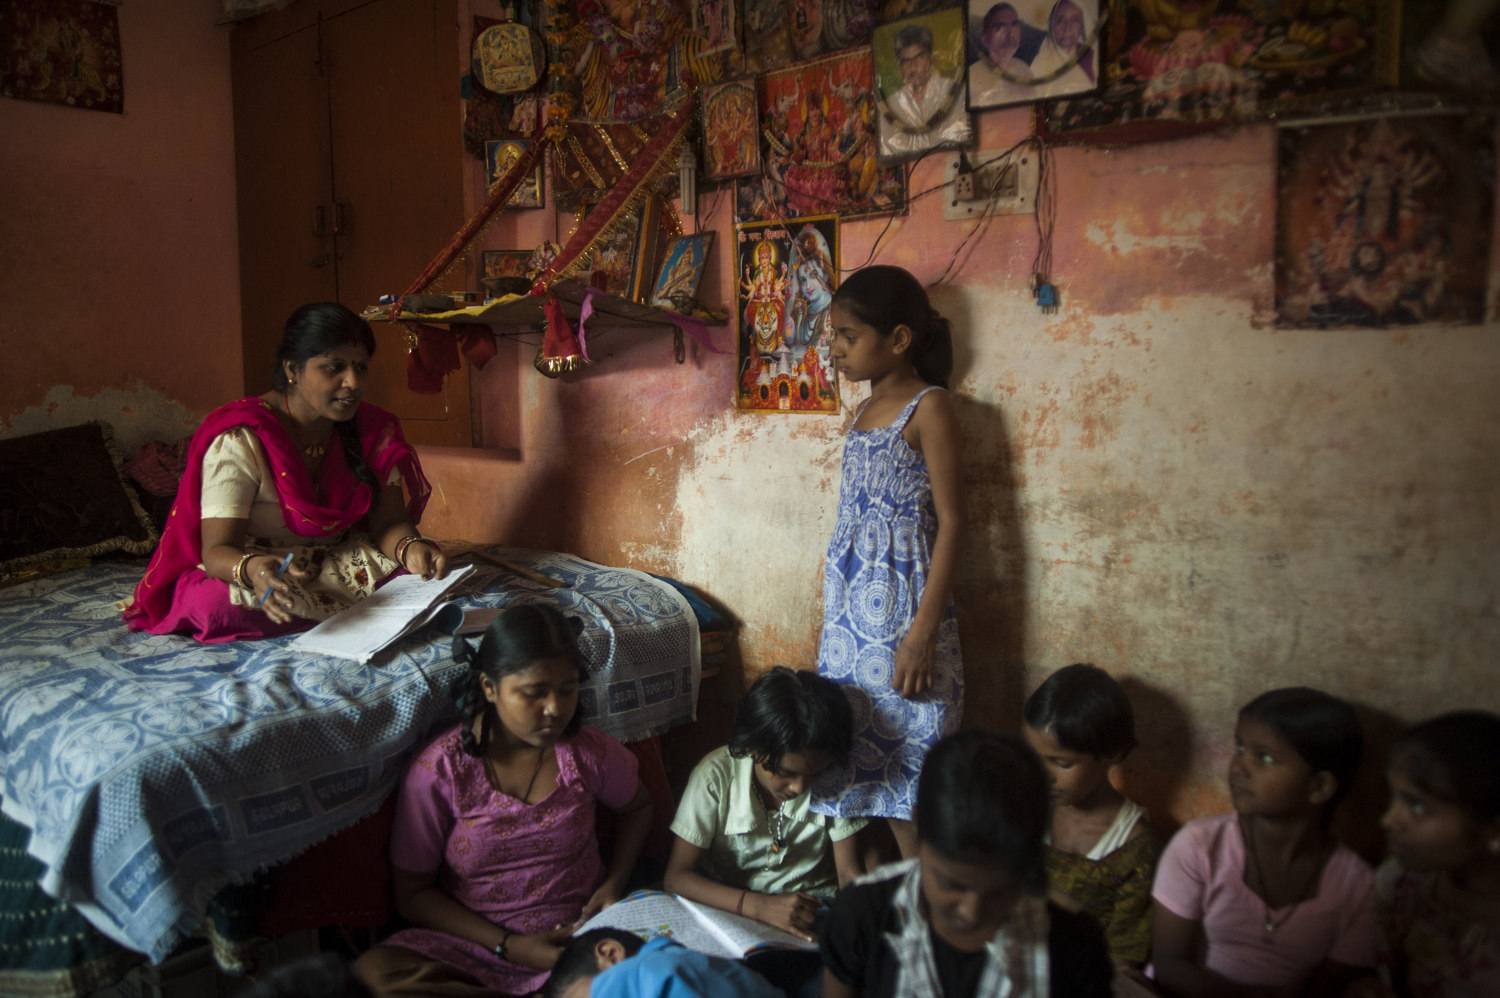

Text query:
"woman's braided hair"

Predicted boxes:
[[451, 603, 587, 757]]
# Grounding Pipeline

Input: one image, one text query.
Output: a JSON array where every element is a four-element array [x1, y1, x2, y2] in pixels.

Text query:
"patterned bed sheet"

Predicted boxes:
[[0, 548, 700, 963]]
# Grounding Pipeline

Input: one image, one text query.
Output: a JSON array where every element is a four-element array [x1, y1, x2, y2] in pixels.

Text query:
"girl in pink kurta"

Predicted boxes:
[[1151, 687, 1376, 997], [354, 605, 653, 998]]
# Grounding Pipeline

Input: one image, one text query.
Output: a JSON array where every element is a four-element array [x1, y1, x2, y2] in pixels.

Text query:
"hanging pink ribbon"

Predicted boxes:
[[667, 313, 729, 355]]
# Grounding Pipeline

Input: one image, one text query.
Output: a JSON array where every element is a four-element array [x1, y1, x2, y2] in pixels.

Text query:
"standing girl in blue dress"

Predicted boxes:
[[810, 265, 965, 860]]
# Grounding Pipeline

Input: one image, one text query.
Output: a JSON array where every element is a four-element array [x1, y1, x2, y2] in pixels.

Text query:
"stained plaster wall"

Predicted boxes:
[[0, 1, 241, 451], [424, 106, 1500, 832]]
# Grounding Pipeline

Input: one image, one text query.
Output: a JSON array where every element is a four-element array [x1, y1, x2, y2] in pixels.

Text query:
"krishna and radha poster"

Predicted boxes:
[[736, 215, 841, 412]]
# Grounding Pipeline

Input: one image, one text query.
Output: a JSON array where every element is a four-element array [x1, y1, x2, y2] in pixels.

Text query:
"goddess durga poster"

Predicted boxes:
[[737, 50, 906, 223], [736, 216, 841, 413]]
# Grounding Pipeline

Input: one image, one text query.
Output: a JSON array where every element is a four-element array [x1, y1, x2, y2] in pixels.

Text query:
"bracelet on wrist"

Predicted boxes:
[[736, 889, 748, 916], [491, 927, 513, 960], [392, 533, 423, 566], [234, 552, 255, 590]]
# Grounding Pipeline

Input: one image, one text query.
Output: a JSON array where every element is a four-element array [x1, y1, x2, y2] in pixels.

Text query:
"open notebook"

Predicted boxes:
[[577, 890, 817, 961], [289, 565, 474, 662]]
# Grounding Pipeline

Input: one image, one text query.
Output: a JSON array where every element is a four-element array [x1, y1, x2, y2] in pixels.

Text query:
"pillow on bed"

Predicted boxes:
[[0, 422, 159, 576]]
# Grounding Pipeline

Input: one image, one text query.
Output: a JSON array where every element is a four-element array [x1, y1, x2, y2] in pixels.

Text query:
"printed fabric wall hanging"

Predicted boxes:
[[1037, 0, 1396, 143], [1, 0, 123, 114], [1275, 114, 1494, 328], [738, 49, 907, 223], [736, 215, 840, 413], [872, 7, 975, 164]]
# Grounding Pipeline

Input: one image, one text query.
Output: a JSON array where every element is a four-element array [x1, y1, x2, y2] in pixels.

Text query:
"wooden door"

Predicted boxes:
[[232, 0, 471, 446], [324, 0, 472, 447], [231, 16, 336, 396]]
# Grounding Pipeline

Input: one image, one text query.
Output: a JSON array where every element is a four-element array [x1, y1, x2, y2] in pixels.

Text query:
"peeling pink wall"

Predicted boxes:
[[426, 88, 1500, 830], [0, 0, 241, 449]]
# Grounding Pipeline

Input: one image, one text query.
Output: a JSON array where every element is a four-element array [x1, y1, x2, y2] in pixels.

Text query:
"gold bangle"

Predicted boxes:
[[234, 552, 255, 590], [392, 534, 422, 566]]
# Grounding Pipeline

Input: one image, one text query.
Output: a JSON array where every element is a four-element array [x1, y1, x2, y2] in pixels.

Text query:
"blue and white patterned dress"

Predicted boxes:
[[812, 386, 963, 820]]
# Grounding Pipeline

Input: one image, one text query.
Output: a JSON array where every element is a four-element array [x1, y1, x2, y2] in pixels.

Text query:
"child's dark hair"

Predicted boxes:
[[241, 952, 372, 998], [1239, 687, 1363, 810], [831, 265, 953, 389], [915, 730, 1050, 896], [1024, 663, 1136, 760], [727, 667, 854, 774], [452, 603, 587, 755], [543, 928, 646, 998], [271, 302, 379, 486], [1389, 710, 1500, 823]]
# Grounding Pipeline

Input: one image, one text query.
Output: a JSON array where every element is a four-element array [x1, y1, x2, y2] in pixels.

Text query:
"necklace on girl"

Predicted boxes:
[[758, 785, 789, 854], [1244, 819, 1328, 943], [486, 746, 546, 803]]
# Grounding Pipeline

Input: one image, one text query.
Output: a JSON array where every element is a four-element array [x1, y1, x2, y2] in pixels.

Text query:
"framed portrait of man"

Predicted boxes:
[[967, 0, 1102, 109], [872, 7, 974, 165]]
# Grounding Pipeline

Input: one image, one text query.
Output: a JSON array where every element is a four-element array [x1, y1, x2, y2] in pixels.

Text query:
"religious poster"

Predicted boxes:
[[966, 0, 1103, 109], [651, 232, 716, 308], [743, 0, 883, 72], [736, 215, 841, 413], [1275, 117, 1493, 328], [686, 0, 737, 56], [0, 0, 123, 114], [738, 49, 906, 223], [873, 7, 974, 163], [486, 138, 544, 208], [1038, 0, 1394, 142], [481, 250, 533, 296], [701, 77, 762, 180]]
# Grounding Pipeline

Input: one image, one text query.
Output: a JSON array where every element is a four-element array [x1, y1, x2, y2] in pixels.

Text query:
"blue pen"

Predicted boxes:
[[257, 552, 295, 608]]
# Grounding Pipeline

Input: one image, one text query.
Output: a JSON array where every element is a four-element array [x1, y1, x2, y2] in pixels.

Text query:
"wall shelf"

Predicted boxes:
[[363, 278, 726, 333]]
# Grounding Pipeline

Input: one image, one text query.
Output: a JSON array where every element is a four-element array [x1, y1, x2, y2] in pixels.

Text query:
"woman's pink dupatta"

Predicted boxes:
[[122, 398, 431, 634]]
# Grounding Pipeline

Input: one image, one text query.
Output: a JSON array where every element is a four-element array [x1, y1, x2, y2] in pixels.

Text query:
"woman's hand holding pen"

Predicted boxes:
[[253, 554, 312, 624]]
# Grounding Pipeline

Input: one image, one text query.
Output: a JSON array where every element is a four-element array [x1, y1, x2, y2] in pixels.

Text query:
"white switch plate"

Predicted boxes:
[[943, 147, 1039, 221]]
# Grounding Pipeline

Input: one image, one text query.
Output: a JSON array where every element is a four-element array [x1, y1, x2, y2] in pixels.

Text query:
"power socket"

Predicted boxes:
[[952, 169, 975, 201], [943, 148, 1040, 221]]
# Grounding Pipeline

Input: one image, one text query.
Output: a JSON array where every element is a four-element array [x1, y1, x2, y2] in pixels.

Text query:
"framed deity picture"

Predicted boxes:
[[966, 0, 1102, 110], [1275, 116, 1493, 329], [650, 232, 715, 309], [735, 215, 840, 413], [872, 7, 974, 164], [486, 138, 544, 208], [480, 249, 533, 296], [701, 77, 761, 181], [738, 49, 906, 223]]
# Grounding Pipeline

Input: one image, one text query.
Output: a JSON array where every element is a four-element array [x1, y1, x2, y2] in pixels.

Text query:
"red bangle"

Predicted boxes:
[[736, 889, 747, 916]]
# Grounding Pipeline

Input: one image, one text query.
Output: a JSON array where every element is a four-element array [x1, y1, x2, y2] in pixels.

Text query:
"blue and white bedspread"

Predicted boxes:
[[0, 547, 699, 963]]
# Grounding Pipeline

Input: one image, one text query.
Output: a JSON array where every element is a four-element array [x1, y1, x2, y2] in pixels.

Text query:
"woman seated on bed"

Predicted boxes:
[[121, 301, 448, 643]]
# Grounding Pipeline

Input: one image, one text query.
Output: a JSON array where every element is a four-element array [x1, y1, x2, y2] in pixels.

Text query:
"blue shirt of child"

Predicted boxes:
[[590, 938, 783, 998]]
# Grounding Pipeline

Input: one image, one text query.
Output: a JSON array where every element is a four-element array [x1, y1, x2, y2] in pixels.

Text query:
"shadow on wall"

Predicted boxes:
[[950, 391, 1027, 731], [1118, 676, 1194, 840], [1336, 700, 1404, 866]]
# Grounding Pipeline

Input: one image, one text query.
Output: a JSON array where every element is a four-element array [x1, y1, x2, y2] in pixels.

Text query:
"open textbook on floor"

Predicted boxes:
[[577, 890, 817, 960], [289, 565, 475, 662]]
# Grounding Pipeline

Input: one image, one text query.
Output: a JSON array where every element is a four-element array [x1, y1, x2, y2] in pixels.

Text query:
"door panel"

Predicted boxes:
[[231, 22, 337, 396], [324, 0, 471, 446]]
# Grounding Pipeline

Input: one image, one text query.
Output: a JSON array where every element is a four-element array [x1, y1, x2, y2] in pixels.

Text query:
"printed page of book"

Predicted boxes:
[[677, 895, 818, 954], [576, 891, 742, 961], [289, 565, 474, 662]]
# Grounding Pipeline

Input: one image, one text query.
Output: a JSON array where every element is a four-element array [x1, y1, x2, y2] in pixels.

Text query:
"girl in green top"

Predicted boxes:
[[666, 667, 866, 939]]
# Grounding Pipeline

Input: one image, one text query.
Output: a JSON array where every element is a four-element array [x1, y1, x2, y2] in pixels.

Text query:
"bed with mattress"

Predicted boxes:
[[0, 546, 704, 994]]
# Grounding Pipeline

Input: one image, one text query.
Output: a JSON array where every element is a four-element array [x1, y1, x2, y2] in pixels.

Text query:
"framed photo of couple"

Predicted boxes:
[[965, 0, 1103, 110]]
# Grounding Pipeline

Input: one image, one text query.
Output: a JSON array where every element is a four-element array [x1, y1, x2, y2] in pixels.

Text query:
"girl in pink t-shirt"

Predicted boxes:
[[1152, 687, 1376, 997], [353, 605, 653, 998]]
